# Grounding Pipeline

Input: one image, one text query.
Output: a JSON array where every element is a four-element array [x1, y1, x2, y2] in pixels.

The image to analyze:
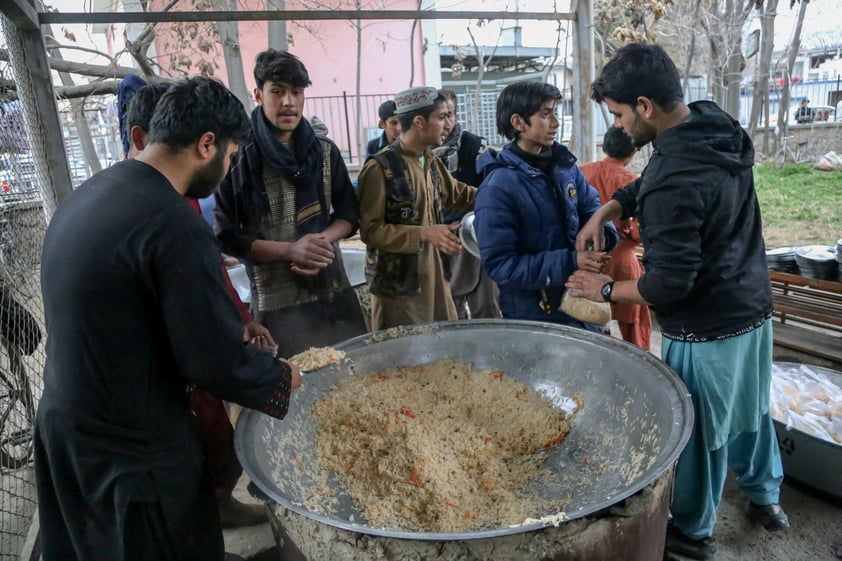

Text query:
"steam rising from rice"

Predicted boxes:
[[312, 359, 578, 532]]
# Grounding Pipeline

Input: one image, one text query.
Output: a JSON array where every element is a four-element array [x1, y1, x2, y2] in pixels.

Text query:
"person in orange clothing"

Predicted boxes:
[[579, 127, 651, 350]]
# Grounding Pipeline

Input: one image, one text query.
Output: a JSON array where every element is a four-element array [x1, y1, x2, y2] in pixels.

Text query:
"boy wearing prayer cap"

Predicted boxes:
[[366, 99, 401, 157], [357, 86, 477, 330]]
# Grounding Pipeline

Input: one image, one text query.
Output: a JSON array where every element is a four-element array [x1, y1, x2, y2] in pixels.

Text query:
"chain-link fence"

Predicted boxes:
[[0, 14, 52, 558], [0, 96, 47, 561]]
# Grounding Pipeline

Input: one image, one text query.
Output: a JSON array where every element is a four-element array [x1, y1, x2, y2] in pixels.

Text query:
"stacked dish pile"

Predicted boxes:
[[837, 239, 842, 281], [794, 245, 838, 280], [765, 247, 798, 274]]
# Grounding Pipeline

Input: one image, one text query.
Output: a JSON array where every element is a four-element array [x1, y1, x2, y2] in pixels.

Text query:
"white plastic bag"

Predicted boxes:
[[770, 363, 842, 446], [226, 262, 251, 304], [559, 289, 611, 326], [814, 150, 842, 171]]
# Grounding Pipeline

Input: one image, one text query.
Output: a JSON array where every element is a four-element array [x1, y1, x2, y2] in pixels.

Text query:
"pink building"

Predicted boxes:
[[149, 0, 436, 161]]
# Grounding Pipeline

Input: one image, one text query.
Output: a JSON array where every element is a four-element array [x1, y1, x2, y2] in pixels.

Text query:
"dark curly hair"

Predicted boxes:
[[125, 83, 171, 134], [602, 126, 636, 159], [253, 49, 311, 90], [146, 76, 251, 150], [496, 81, 562, 141], [590, 43, 683, 111]]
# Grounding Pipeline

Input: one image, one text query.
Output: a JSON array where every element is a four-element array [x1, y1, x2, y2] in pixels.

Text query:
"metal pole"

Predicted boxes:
[[572, 0, 595, 163], [37, 10, 574, 25], [342, 91, 354, 163]]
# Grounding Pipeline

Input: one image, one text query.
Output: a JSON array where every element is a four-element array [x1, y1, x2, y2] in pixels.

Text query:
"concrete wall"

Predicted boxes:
[[593, 121, 842, 172], [751, 121, 842, 162]]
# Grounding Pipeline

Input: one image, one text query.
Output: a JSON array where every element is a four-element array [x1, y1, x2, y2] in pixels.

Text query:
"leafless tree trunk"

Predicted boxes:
[[125, 0, 181, 77], [702, 17, 725, 106], [43, 36, 102, 174], [701, 0, 754, 117], [0, 49, 136, 78], [36, 0, 102, 175], [267, 0, 288, 50], [723, 0, 747, 117], [749, 0, 777, 154], [540, 22, 564, 83], [776, 0, 810, 144], [681, 0, 702, 95], [408, 0, 423, 87], [467, 26, 500, 133], [293, 0, 383, 161], [212, 0, 251, 109]]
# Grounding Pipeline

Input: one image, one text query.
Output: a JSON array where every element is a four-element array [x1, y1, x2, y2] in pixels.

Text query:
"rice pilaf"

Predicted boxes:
[[312, 359, 578, 532], [289, 346, 346, 371]]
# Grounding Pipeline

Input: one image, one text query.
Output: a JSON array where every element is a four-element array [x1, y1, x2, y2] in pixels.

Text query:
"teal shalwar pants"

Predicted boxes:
[[662, 320, 784, 539]]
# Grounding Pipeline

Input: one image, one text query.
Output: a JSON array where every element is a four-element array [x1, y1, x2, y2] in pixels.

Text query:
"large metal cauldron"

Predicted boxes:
[[236, 320, 692, 547]]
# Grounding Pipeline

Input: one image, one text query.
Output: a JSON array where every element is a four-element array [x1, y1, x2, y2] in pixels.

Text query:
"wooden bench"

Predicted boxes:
[[769, 271, 842, 366]]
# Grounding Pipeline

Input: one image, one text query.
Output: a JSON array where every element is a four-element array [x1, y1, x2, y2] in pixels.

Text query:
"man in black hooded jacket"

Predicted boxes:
[[214, 50, 366, 356], [567, 44, 788, 561]]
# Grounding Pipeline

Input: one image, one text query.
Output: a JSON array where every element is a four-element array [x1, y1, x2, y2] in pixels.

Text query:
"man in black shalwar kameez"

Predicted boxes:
[[35, 76, 302, 561]]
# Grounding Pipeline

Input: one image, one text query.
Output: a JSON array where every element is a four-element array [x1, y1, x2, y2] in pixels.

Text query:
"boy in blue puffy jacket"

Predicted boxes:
[[473, 81, 617, 330]]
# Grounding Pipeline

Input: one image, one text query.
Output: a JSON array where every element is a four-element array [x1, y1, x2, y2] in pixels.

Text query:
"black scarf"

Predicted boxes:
[[251, 106, 328, 236], [432, 123, 462, 173], [250, 107, 344, 295], [510, 142, 554, 174]]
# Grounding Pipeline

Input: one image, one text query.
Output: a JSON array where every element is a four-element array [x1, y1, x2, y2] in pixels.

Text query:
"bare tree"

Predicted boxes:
[[681, 0, 703, 95], [294, 0, 390, 162], [43, 33, 102, 175], [407, 0, 424, 87], [593, 0, 675, 66], [465, 22, 501, 134], [211, 0, 251, 108], [267, 0, 288, 50], [775, 0, 810, 144], [698, 0, 756, 117], [748, 0, 778, 154], [125, 0, 182, 77]]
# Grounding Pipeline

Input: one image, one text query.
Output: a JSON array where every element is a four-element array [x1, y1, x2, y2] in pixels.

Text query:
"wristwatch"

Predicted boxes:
[[600, 281, 615, 303]]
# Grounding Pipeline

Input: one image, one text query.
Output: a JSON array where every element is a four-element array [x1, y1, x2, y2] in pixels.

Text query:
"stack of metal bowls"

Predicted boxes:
[[837, 239, 842, 281], [765, 247, 798, 274], [794, 245, 838, 280]]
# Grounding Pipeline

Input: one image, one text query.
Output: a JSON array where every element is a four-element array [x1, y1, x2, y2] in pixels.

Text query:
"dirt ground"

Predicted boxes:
[[714, 473, 842, 561]]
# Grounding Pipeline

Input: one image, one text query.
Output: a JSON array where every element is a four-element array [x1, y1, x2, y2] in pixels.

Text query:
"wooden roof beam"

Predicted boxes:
[[2, 0, 39, 30], [38, 10, 573, 25]]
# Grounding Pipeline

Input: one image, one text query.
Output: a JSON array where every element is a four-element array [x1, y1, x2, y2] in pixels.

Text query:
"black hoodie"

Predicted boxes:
[[613, 100, 772, 341]]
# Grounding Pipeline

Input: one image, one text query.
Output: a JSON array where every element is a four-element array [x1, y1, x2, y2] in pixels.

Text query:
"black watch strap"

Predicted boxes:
[[601, 281, 615, 303]]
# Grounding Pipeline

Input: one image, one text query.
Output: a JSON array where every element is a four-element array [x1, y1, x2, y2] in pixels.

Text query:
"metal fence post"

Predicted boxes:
[[342, 91, 354, 163]]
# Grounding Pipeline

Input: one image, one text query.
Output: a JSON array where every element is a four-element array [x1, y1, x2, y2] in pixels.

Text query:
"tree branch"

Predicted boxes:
[[0, 79, 122, 99], [0, 48, 137, 79], [41, 35, 115, 60]]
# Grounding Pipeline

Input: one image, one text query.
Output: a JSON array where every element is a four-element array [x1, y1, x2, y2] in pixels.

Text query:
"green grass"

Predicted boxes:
[[753, 164, 842, 248]]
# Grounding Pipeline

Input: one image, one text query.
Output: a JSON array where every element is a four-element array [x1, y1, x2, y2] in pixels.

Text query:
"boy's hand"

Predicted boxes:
[[421, 224, 462, 255]]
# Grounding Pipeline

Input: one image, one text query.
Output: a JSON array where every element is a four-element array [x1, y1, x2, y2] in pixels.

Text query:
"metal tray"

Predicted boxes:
[[773, 362, 842, 499]]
